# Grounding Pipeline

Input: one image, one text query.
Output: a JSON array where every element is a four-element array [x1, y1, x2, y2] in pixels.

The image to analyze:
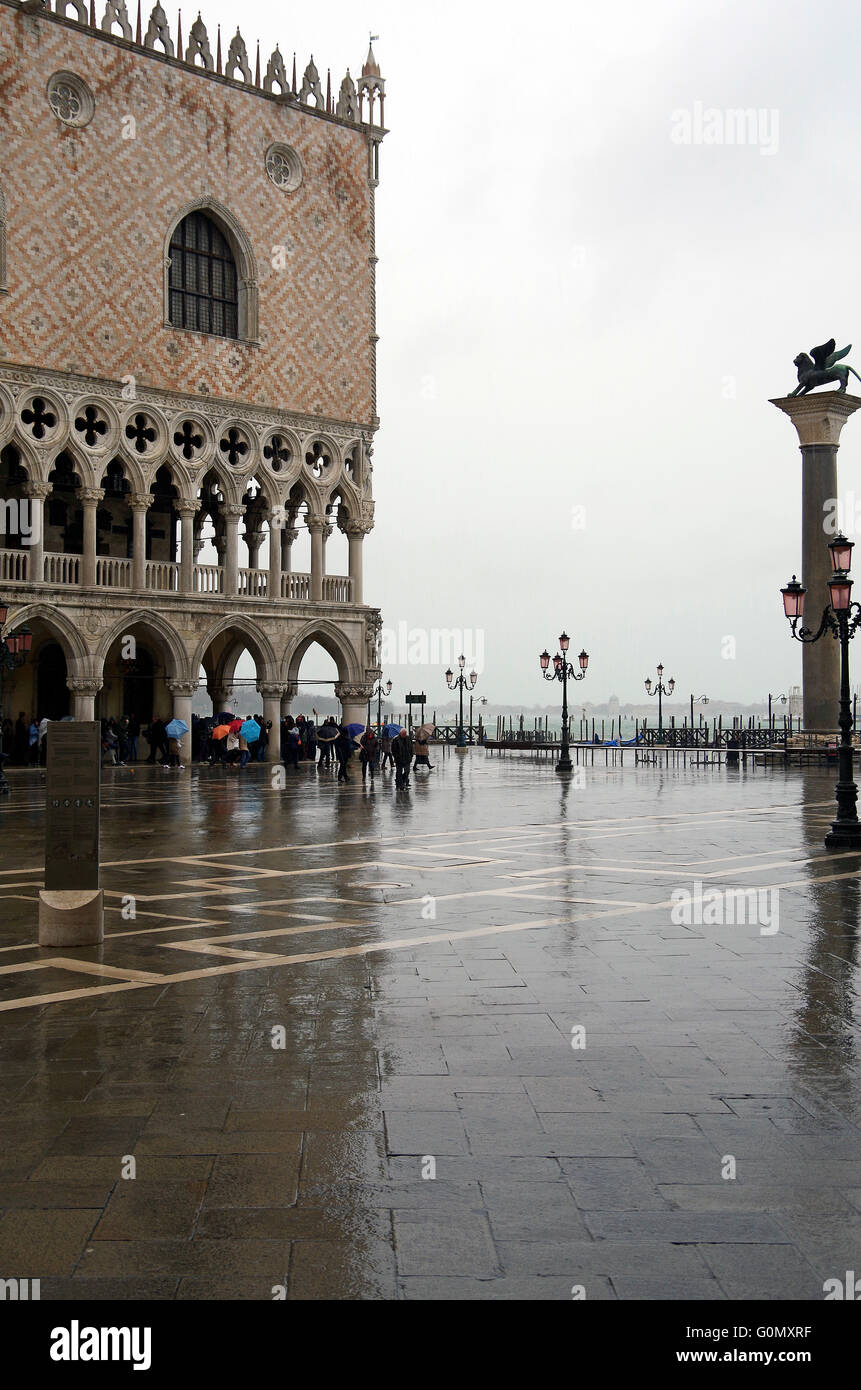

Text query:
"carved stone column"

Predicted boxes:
[[343, 520, 370, 605], [223, 503, 244, 597], [281, 526, 298, 587], [268, 509, 283, 601], [80, 488, 104, 587], [129, 492, 150, 591], [177, 500, 200, 594], [67, 677, 102, 723], [23, 481, 51, 585], [280, 682, 298, 719], [307, 513, 329, 602], [334, 681, 374, 727], [259, 684, 286, 739], [771, 392, 861, 730]]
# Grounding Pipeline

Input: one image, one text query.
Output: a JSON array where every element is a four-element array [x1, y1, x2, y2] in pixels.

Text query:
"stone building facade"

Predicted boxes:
[[0, 0, 386, 733]]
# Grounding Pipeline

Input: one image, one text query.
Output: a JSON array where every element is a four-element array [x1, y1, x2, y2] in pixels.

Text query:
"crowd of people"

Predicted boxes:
[[1, 709, 437, 786], [1, 713, 51, 767]]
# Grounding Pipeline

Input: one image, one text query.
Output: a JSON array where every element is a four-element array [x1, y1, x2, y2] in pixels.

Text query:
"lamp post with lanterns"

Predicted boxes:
[[445, 655, 476, 747], [539, 632, 589, 774], [645, 664, 674, 739], [0, 602, 34, 795], [781, 532, 861, 850]]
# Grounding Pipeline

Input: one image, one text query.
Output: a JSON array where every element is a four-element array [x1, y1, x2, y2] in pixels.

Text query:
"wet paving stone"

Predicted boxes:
[[1, 756, 861, 1299]]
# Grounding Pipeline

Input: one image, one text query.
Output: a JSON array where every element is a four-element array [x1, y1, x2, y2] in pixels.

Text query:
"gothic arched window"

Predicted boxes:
[[168, 211, 238, 339]]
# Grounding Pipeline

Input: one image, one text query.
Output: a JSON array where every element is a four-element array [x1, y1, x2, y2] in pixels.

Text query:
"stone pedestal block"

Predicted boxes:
[[38, 889, 104, 947]]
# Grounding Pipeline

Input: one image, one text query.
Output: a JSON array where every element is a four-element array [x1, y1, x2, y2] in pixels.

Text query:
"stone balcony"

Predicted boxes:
[[0, 548, 354, 603]]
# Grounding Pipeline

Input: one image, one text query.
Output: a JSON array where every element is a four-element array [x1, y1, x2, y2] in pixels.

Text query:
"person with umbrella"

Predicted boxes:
[[164, 717, 188, 768], [317, 716, 338, 769], [335, 722, 355, 782], [392, 727, 412, 789], [413, 723, 435, 773], [239, 718, 261, 769]]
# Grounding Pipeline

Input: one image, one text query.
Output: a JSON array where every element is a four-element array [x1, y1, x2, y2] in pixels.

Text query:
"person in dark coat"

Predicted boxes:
[[360, 729, 378, 782], [335, 723, 354, 782], [13, 712, 28, 766], [392, 728, 412, 788]]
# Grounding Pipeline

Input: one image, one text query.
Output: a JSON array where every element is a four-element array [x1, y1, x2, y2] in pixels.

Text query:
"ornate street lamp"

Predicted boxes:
[[0, 605, 34, 795], [781, 532, 861, 849], [540, 631, 589, 774], [445, 654, 477, 747], [371, 675, 392, 732], [645, 663, 675, 739]]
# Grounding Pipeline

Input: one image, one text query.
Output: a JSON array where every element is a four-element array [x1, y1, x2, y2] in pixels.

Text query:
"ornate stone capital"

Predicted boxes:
[[258, 684, 287, 700], [129, 492, 151, 510], [342, 518, 372, 537], [79, 488, 105, 505], [66, 678, 102, 695], [771, 392, 861, 448], [306, 512, 327, 531], [334, 682, 374, 701], [24, 481, 52, 500], [167, 681, 197, 697], [223, 503, 245, 518], [175, 499, 201, 517]]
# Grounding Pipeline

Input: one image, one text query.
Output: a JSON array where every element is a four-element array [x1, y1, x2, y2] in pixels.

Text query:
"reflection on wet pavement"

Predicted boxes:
[[0, 754, 859, 1299]]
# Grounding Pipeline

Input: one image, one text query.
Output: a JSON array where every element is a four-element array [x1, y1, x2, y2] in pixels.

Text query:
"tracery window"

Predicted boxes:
[[168, 211, 238, 339]]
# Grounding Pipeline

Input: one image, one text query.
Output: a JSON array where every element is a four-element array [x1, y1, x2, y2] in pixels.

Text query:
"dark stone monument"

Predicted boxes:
[[39, 721, 103, 946]]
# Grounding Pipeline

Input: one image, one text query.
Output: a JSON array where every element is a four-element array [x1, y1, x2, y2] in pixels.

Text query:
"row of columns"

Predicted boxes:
[[20, 488, 369, 603], [64, 676, 374, 730]]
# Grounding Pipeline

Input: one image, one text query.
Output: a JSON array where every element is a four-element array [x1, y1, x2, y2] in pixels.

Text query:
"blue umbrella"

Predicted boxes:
[[165, 718, 188, 739], [240, 719, 261, 743], [344, 722, 365, 738], [383, 723, 402, 738]]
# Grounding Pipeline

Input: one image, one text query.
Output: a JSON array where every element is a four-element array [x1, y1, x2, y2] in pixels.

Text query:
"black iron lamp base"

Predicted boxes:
[[824, 820, 861, 850]]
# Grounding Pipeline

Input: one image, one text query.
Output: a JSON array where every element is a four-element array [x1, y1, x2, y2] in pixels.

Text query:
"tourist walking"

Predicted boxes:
[[413, 731, 434, 773], [360, 728, 378, 782], [335, 723, 354, 782], [392, 727, 412, 788], [380, 729, 394, 771]]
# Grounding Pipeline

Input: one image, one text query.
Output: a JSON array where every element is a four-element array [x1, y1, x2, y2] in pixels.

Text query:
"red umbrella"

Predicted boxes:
[[228, 719, 242, 734]]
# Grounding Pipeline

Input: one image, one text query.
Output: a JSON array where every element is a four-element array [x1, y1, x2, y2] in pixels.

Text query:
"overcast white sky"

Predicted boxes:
[[218, 0, 861, 706]]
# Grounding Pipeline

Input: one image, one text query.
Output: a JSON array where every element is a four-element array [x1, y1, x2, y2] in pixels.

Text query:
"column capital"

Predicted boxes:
[[167, 680, 197, 697], [24, 481, 52, 500], [79, 488, 105, 505], [129, 492, 151, 510], [224, 503, 245, 518], [342, 518, 372, 537], [334, 682, 375, 702], [66, 678, 103, 695], [770, 392, 861, 447], [306, 512, 327, 531], [175, 499, 201, 517], [282, 682, 299, 701], [258, 684, 287, 700]]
